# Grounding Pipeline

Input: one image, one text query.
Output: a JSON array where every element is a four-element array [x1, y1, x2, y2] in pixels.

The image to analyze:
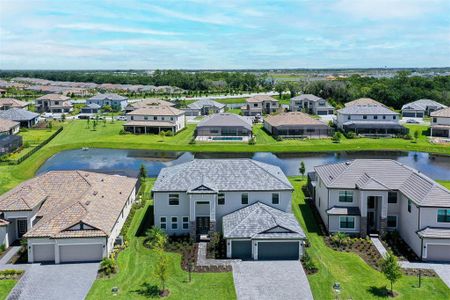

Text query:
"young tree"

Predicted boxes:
[[299, 161, 306, 179], [380, 251, 402, 296], [139, 164, 147, 182], [86, 118, 90, 129], [332, 132, 342, 143], [414, 130, 419, 142], [154, 252, 169, 294], [92, 120, 97, 131], [61, 113, 66, 122], [145, 227, 168, 250]]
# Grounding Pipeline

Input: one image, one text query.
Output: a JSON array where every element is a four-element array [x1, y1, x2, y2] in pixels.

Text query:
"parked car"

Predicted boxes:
[[116, 116, 127, 121], [406, 119, 420, 124]]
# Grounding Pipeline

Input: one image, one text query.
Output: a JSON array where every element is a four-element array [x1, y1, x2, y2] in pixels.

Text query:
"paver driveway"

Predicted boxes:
[[232, 261, 313, 300], [7, 262, 99, 300]]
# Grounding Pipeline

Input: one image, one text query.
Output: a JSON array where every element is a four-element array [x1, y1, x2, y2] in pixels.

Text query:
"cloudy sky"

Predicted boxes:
[[1, 0, 449, 69]]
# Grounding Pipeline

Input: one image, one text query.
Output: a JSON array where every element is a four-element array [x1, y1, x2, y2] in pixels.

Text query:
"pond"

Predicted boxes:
[[37, 149, 450, 181]]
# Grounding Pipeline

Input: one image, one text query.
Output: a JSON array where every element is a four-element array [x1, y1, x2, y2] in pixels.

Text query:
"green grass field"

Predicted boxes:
[[0, 280, 17, 300]]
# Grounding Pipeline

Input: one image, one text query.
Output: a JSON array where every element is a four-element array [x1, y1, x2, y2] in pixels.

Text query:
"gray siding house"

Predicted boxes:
[[0, 108, 39, 128], [195, 113, 252, 141], [184, 99, 225, 116], [430, 107, 450, 138], [401, 99, 447, 118], [87, 93, 128, 111], [152, 159, 306, 260], [290, 94, 334, 115], [310, 159, 450, 262]]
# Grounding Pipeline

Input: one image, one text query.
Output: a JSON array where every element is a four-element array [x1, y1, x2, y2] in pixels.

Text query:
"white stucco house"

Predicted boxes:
[[308, 159, 450, 262], [0, 171, 137, 264], [123, 106, 186, 134], [152, 159, 306, 260], [430, 107, 450, 138]]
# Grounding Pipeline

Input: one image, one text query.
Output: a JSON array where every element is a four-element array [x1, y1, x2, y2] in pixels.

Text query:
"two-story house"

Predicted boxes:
[[430, 107, 450, 138], [241, 95, 279, 116], [123, 106, 186, 134], [290, 94, 334, 115], [0, 171, 137, 264], [309, 159, 450, 262], [87, 93, 128, 111], [336, 104, 407, 136], [35, 94, 73, 113], [152, 159, 306, 260]]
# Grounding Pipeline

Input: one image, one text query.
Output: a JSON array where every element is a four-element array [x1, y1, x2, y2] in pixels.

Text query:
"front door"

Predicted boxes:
[[17, 219, 28, 238], [196, 217, 210, 235], [367, 196, 378, 234]]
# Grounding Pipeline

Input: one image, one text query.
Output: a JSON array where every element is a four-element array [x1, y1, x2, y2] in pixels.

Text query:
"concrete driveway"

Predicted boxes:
[[232, 261, 313, 300], [8, 263, 99, 300]]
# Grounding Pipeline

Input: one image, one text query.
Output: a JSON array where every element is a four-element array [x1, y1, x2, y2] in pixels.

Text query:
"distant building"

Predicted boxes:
[[196, 113, 252, 141], [80, 103, 101, 115], [0, 108, 39, 128], [241, 95, 279, 116], [87, 93, 128, 111], [0, 98, 29, 111], [290, 94, 334, 115], [402, 99, 447, 118], [184, 99, 225, 116], [430, 107, 450, 138], [35, 94, 73, 113], [264, 112, 333, 138], [124, 99, 174, 113], [124, 106, 185, 134], [0, 119, 21, 155]]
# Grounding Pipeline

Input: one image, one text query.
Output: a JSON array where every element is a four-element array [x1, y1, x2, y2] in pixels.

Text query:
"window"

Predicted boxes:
[[393, 116, 397, 120], [388, 192, 397, 204], [383, 115, 386, 120], [153, 116, 157, 120], [241, 193, 248, 205], [169, 194, 179, 205], [130, 116, 134, 120], [182, 216, 189, 229], [437, 209, 450, 223], [339, 216, 355, 229], [347, 115, 351, 120], [272, 193, 279, 204], [433, 117, 437, 123], [55, 101, 59, 105], [254, 103, 258, 107], [339, 191, 353, 202], [160, 217, 167, 229], [363, 115, 367, 120], [218, 193, 225, 205], [374, 115, 378, 120], [408, 199, 412, 213], [387, 216, 397, 228], [144, 116, 148, 120], [171, 117, 174, 121], [171, 217, 178, 229]]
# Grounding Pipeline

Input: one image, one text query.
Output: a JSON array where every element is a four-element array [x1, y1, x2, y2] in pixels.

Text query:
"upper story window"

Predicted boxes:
[[393, 116, 397, 120], [130, 116, 134, 120], [218, 193, 225, 205], [347, 115, 351, 120], [144, 116, 148, 120], [272, 193, 279, 204], [339, 191, 353, 203], [154, 116, 157, 120], [169, 194, 179, 205], [433, 117, 437, 123], [437, 209, 450, 223], [254, 103, 258, 107], [383, 115, 386, 120], [55, 101, 59, 105], [407, 199, 412, 213], [374, 115, 378, 120], [363, 115, 367, 120], [388, 192, 397, 204], [241, 193, 248, 205]]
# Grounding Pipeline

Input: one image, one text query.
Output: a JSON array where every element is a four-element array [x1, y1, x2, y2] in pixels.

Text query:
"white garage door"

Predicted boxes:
[[33, 244, 55, 263], [59, 244, 103, 263], [427, 244, 450, 262]]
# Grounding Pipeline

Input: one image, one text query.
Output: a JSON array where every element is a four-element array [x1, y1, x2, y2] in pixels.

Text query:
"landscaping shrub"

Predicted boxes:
[[344, 131, 356, 139], [207, 232, 226, 259], [332, 132, 342, 143], [330, 232, 351, 248], [301, 250, 318, 274], [145, 227, 168, 250], [248, 137, 256, 145], [276, 136, 283, 142], [99, 257, 117, 276], [119, 129, 130, 135], [403, 133, 413, 140]]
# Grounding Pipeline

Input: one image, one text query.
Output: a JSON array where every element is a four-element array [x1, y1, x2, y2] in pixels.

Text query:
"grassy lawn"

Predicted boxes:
[[86, 179, 235, 300], [0, 280, 16, 300], [290, 176, 450, 299]]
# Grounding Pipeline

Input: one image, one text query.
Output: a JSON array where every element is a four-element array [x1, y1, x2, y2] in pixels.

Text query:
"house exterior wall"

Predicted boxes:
[[196, 126, 251, 137], [397, 194, 422, 257], [432, 116, 450, 126], [336, 112, 399, 129], [128, 113, 186, 132], [314, 177, 329, 228]]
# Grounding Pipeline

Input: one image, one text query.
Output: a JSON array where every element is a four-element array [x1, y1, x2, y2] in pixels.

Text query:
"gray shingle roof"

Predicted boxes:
[[291, 94, 323, 102], [197, 113, 252, 131], [417, 227, 450, 239], [187, 99, 225, 110], [315, 159, 450, 207], [338, 105, 398, 115], [222, 202, 305, 239], [0, 108, 39, 121], [401, 99, 447, 111], [89, 93, 128, 101], [152, 159, 293, 192]]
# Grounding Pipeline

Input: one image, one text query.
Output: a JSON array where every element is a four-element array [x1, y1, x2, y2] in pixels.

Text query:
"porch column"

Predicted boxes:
[[189, 195, 196, 239], [209, 195, 216, 232], [379, 195, 388, 236], [430, 127, 433, 137], [144, 126, 147, 134], [360, 191, 368, 237]]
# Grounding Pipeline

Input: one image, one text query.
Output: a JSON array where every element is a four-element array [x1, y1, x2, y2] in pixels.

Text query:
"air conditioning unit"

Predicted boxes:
[[114, 235, 124, 246]]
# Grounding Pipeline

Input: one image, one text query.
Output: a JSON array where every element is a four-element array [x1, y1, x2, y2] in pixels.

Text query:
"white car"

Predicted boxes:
[[115, 116, 127, 121]]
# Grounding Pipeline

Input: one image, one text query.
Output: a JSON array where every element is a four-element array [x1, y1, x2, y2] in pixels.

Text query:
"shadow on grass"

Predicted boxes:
[[368, 285, 389, 298], [136, 205, 154, 237], [132, 282, 160, 298]]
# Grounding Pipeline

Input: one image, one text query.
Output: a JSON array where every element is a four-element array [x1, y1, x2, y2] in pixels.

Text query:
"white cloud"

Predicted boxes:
[[57, 23, 178, 36]]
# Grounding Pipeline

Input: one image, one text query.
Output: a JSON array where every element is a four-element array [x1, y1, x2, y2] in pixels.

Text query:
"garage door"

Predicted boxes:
[[59, 244, 103, 263], [258, 241, 299, 260], [33, 244, 55, 263], [231, 240, 252, 260], [426, 244, 450, 262]]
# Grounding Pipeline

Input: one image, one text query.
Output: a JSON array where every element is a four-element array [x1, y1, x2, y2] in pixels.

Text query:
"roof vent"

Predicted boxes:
[[119, 191, 122, 194], [93, 191, 98, 196], [101, 178, 104, 182], [85, 200, 91, 206]]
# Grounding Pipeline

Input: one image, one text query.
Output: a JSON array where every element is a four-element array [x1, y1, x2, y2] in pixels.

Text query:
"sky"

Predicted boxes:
[[1, 0, 450, 70]]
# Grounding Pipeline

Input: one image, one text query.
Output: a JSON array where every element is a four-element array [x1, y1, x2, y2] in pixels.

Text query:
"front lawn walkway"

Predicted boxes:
[[290, 177, 450, 299]]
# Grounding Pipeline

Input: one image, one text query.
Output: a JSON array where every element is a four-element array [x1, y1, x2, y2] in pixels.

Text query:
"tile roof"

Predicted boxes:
[[264, 112, 329, 127], [127, 106, 184, 116], [88, 93, 128, 101], [417, 227, 450, 239], [0, 98, 29, 109], [128, 99, 174, 109], [197, 113, 252, 131], [338, 104, 398, 115], [344, 98, 385, 107], [223, 202, 305, 239], [0, 119, 19, 132], [152, 159, 293, 192], [315, 159, 450, 207], [291, 94, 323, 102], [246, 95, 278, 103], [0, 108, 39, 121], [36, 94, 70, 101], [187, 99, 225, 110], [431, 107, 450, 118], [0, 171, 137, 238], [402, 99, 447, 111]]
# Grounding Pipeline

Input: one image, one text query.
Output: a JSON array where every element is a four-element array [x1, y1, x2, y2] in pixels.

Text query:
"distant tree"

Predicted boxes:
[[299, 161, 306, 179], [274, 82, 286, 99], [414, 130, 419, 142], [86, 118, 90, 129], [287, 82, 300, 98], [380, 251, 402, 296]]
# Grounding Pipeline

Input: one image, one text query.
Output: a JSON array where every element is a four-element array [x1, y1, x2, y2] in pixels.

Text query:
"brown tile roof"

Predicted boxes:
[[345, 98, 384, 107], [247, 95, 278, 103], [0, 171, 137, 239], [0, 219, 10, 227], [129, 99, 174, 109], [127, 106, 184, 116], [0, 119, 19, 132], [36, 94, 71, 101], [431, 107, 450, 118], [264, 112, 329, 127], [0, 98, 29, 109]]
